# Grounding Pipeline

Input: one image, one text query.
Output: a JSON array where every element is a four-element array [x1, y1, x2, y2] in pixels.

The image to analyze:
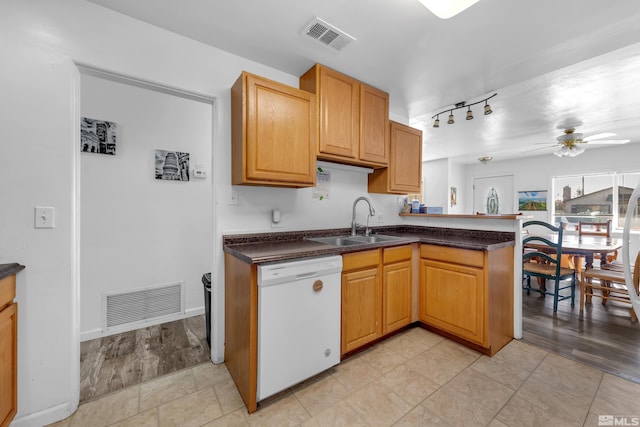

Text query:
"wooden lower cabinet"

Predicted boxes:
[[382, 245, 412, 335], [419, 244, 513, 356], [1, 273, 19, 427], [224, 254, 258, 413], [341, 245, 414, 355], [341, 250, 382, 355]]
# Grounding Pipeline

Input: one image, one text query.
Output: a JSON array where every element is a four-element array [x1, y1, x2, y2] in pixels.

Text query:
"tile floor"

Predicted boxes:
[[48, 327, 639, 427]]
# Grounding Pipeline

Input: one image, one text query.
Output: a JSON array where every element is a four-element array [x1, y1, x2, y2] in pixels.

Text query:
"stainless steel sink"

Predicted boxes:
[[346, 234, 405, 243], [306, 234, 405, 246], [305, 235, 363, 246]]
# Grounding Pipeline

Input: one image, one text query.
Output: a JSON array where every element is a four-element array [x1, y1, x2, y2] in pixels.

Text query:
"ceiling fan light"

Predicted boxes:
[[466, 107, 473, 120], [447, 111, 454, 124], [484, 102, 492, 115], [433, 117, 440, 128]]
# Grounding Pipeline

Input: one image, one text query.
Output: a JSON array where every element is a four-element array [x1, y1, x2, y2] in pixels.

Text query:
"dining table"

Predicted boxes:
[[524, 233, 622, 270]]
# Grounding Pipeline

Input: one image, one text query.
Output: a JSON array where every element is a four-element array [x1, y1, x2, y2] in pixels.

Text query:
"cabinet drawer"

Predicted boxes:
[[383, 245, 412, 264], [342, 249, 381, 271], [420, 244, 483, 268]]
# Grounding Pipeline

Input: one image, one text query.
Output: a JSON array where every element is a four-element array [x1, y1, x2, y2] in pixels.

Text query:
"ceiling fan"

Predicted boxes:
[[526, 128, 630, 157]]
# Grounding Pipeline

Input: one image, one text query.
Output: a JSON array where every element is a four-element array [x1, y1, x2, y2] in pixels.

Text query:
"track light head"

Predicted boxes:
[[433, 116, 440, 128], [484, 101, 492, 115], [466, 106, 473, 120], [447, 111, 454, 124]]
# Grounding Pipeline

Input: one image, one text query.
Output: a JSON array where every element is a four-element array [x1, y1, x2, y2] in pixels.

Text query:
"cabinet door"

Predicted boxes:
[[0, 303, 17, 427], [342, 267, 381, 354], [359, 84, 389, 165], [383, 260, 412, 334], [389, 121, 422, 193], [234, 72, 316, 187], [318, 67, 359, 159], [419, 259, 485, 345]]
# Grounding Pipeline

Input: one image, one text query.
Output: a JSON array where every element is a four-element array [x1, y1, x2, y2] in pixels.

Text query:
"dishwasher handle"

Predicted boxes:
[[295, 271, 319, 280]]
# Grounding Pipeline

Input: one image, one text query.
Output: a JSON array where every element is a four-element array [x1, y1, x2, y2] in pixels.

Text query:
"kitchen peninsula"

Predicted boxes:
[[223, 224, 515, 413]]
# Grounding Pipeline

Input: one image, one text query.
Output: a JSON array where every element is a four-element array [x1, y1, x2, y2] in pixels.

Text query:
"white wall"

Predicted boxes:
[[422, 158, 448, 210], [462, 144, 640, 254], [80, 73, 213, 339], [1, 1, 405, 424]]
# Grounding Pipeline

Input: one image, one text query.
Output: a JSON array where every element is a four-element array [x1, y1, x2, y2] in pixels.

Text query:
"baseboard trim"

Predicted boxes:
[[12, 400, 77, 427]]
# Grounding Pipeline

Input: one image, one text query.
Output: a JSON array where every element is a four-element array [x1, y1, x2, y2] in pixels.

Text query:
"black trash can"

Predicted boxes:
[[202, 272, 211, 348]]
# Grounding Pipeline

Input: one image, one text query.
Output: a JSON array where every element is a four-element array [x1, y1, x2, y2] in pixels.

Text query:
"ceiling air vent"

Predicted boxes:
[[302, 17, 356, 52]]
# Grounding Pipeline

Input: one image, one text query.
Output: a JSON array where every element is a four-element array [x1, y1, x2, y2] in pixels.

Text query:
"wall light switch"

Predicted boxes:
[[35, 206, 55, 228]]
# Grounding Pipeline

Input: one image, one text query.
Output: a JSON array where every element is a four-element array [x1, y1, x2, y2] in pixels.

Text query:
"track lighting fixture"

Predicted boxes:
[[432, 93, 497, 128]]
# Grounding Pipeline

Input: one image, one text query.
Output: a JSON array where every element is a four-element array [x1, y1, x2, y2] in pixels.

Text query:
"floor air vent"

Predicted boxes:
[[302, 17, 356, 52], [104, 282, 183, 329]]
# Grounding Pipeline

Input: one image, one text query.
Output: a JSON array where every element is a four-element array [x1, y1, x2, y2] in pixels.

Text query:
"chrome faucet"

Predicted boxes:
[[351, 196, 376, 236]]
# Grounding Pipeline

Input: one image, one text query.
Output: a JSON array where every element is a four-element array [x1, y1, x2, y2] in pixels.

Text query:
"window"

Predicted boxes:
[[552, 172, 640, 231]]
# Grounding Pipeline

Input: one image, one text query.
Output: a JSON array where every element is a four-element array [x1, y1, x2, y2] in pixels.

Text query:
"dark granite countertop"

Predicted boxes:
[[0, 263, 25, 281], [223, 225, 515, 264]]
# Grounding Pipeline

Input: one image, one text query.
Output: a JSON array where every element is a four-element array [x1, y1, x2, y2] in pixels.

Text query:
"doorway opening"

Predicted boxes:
[[77, 65, 215, 401]]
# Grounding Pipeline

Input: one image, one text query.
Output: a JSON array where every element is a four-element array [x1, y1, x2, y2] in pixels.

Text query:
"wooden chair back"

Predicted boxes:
[[522, 220, 577, 311], [578, 220, 611, 237]]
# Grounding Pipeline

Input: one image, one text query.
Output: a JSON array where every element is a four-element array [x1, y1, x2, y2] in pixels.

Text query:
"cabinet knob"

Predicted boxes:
[[313, 280, 323, 292]]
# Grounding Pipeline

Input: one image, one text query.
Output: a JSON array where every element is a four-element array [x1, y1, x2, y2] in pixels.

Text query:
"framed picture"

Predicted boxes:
[[518, 190, 547, 211], [81, 117, 116, 155], [155, 149, 190, 181]]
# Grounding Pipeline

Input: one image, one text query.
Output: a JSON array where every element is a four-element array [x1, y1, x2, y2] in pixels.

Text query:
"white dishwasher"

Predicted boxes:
[[257, 255, 342, 401]]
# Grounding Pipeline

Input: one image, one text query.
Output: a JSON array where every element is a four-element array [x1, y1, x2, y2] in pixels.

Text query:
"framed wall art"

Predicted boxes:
[[518, 190, 547, 211], [155, 149, 190, 181], [81, 117, 117, 155]]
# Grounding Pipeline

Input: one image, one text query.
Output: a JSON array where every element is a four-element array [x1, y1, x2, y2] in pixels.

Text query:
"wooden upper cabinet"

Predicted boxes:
[[231, 71, 317, 187], [360, 84, 390, 165], [300, 64, 389, 168], [368, 121, 423, 194]]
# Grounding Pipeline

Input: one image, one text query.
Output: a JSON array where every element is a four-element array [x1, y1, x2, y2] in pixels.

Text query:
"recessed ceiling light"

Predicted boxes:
[[417, 0, 481, 19]]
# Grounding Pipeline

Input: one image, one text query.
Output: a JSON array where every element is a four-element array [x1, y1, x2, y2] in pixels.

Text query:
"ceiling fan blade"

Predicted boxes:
[[583, 132, 617, 141], [521, 145, 556, 153], [585, 139, 630, 145]]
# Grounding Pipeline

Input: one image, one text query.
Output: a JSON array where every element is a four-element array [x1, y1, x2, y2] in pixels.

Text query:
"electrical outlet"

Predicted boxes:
[[35, 206, 55, 228], [271, 209, 284, 228], [376, 214, 384, 223], [228, 188, 238, 205]]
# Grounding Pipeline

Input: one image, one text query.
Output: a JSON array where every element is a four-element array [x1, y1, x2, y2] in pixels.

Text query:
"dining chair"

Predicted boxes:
[[578, 219, 617, 263], [581, 251, 639, 322], [522, 220, 576, 312]]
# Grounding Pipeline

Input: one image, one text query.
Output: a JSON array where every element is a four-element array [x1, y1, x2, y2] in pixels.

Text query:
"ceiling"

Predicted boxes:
[[88, 0, 640, 164]]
